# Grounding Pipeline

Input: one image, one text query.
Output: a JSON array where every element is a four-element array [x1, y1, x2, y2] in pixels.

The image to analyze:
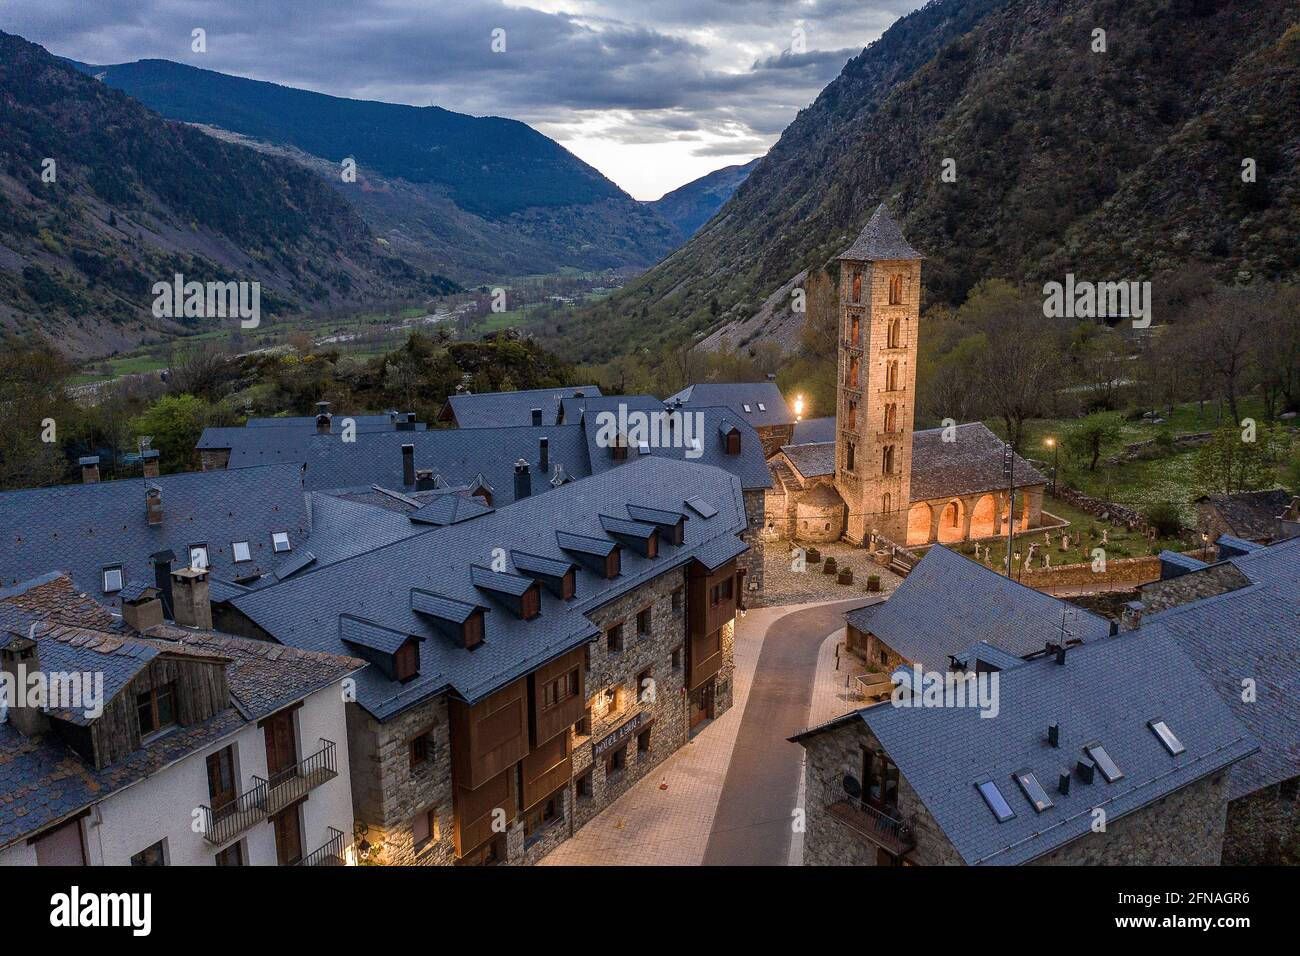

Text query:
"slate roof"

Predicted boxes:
[[582, 400, 772, 491], [0, 463, 310, 600], [244, 413, 426, 432], [781, 442, 836, 479], [792, 416, 836, 444], [302, 492, 434, 571], [201, 425, 593, 501], [0, 573, 362, 849], [441, 386, 602, 428], [1139, 536, 1300, 799], [793, 626, 1256, 865], [910, 423, 1046, 501], [838, 203, 925, 262], [1196, 489, 1294, 541], [227, 457, 749, 719], [665, 382, 795, 427], [845, 546, 1112, 667]]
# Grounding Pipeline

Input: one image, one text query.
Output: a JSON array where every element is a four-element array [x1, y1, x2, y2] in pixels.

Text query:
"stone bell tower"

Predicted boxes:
[[833, 204, 924, 545]]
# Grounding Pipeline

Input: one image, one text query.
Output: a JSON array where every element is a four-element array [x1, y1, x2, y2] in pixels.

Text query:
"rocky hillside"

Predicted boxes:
[[0, 31, 451, 358], [646, 158, 760, 238], [566, 0, 1299, 363], [71, 58, 682, 283]]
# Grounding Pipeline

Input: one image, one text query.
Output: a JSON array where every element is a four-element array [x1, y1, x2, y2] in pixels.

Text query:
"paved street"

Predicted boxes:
[[701, 597, 869, 865]]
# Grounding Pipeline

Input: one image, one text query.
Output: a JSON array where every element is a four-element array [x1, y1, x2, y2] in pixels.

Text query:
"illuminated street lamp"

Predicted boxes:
[[1044, 436, 1059, 496], [793, 394, 805, 422]]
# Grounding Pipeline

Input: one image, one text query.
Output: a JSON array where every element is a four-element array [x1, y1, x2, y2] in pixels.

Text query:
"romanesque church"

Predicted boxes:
[[763, 204, 1047, 549]]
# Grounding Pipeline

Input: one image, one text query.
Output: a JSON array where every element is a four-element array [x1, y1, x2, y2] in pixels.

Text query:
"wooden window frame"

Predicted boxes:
[[136, 682, 177, 738], [606, 623, 624, 654], [394, 640, 420, 681]]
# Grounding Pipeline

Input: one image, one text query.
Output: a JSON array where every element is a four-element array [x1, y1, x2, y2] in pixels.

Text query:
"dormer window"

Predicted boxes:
[[102, 565, 124, 594], [726, 431, 740, 455], [272, 532, 291, 553], [189, 544, 209, 570], [462, 611, 484, 649], [136, 682, 177, 737], [606, 547, 621, 579], [232, 541, 251, 563]]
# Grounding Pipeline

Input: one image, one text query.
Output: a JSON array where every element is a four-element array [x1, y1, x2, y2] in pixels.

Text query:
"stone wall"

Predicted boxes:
[[200, 448, 231, 471], [757, 423, 795, 459], [846, 624, 908, 671], [1138, 560, 1252, 614], [346, 695, 455, 867], [739, 489, 766, 603], [1053, 485, 1149, 532], [1223, 779, 1300, 865], [1031, 771, 1229, 866]]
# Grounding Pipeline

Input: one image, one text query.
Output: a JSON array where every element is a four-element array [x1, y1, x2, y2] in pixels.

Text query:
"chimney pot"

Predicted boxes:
[[1058, 771, 1071, 796], [146, 485, 164, 526], [1, 636, 48, 736], [151, 550, 175, 619], [171, 567, 212, 629], [316, 413, 332, 434], [514, 459, 531, 500], [401, 444, 416, 487], [142, 449, 160, 478], [79, 456, 100, 484], [1055, 644, 1066, 665], [122, 590, 164, 632], [1076, 756, 1096, 785], [1047, 722, 1060, 747]]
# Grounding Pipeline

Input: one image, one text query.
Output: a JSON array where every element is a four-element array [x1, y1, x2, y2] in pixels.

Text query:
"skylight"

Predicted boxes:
[[976, 778, 1015, 822], [743, 404, 752, 412], [189, 545, 209, 570], [1013, 769, 1053, 813], [102, 566, 123, 594], [757, 403, 766, 411], [232, 541, 251, 563], [1084, 742, 1124, 782], [684, 496, 717, 519], [272, 532, 291, 553], [1148, 719, 1185, 756]]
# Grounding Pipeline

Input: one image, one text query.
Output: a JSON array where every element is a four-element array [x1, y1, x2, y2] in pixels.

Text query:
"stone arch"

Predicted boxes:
[[882, 445, 895, 476], [887, 317, 901, 348], [884, 402, 897, 433], [906, 501, 932, 546], [889, 274, 903, 305], [969, 493, 998, 538], [886, 361, 899, 391], [937, 498, 965, 544]]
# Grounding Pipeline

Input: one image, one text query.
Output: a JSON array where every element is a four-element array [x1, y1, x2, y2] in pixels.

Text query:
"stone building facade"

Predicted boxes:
[[338, 567, 735, 866]]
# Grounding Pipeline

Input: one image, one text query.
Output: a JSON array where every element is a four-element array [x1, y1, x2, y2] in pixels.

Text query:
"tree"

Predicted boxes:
[[130, 394, 219, 473], [1192, 424, 1280, 495], [1065, 411, 1124, 471], [0, 346, 73, 489]]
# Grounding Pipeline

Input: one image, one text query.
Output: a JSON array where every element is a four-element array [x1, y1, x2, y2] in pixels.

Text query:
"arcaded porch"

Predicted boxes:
[[905, 485, 1045, 547]]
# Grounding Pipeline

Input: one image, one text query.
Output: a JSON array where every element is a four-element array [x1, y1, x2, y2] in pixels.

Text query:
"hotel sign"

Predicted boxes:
[[592, 711, 645, 760]]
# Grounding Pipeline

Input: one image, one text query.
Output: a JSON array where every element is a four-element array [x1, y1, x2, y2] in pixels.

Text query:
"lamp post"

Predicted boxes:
[[793, 394, 805, 422], [1045, 437, 1058, 497]]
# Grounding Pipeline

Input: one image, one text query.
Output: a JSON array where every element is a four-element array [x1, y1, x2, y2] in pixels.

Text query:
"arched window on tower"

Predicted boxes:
[[887, 317, 901, 349], [848, 355, 860, 389], [852, 272, 863, 303], [847, 400, 857, 430], [889, 274, 903, 305], [882, 445, 895, 476], [849, 313, 860, 344], [846, 442, 856, 472], [886, 362, 899, 391], [882, 493, 891, 516], [884, 403, 896, 433]]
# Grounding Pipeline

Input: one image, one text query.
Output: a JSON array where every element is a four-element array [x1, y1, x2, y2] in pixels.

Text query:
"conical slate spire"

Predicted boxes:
[[838, 203, 924, 261]]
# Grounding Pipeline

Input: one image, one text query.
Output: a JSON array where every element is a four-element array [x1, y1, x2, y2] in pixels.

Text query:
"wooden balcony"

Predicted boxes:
[[827, 798, 915, 858], [266, 739, 338, 815]]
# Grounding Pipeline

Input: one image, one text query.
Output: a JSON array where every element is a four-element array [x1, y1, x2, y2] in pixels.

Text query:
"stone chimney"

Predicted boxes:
[[146, 484, 163, 526], [1120, 600, 1144, 632], [79, 456, 100, 484], [514, 459, 532, 500], [1, 635, 48, 736], [171, 567, 212, 629], [315, 401, 332, 434], [122, 588, 164, 632], [402, 444, 416, 486], [141, 449, 160, 478]]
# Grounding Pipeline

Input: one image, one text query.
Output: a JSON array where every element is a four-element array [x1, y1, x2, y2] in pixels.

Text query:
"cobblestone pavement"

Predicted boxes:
[[540, 598, 868, 866], [761, 538, 904, 605]]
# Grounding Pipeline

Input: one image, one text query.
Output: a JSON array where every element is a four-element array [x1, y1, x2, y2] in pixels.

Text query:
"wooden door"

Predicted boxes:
[[689, 679, 714, 729], [263, 710, 298, 781], [272, 805, 302, 865], [206, 747, 237, 810]]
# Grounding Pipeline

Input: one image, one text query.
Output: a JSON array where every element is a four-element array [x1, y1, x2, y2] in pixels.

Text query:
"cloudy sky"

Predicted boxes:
[[1, 0, 918, 198]]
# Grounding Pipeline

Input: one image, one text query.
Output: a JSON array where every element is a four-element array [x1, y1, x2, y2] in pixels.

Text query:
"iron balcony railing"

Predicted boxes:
[[828, 796, 915, 855], [201, 776, 268, 846], [265, 739, 338, 815], [296, 827, 347, 867]]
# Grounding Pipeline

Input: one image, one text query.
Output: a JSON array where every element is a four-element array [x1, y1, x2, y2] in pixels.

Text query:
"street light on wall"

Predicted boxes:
[[1044, 436, 1059, 496], [793, 394, 805, 422]]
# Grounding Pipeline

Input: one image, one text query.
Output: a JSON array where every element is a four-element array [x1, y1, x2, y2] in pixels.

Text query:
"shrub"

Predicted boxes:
[[1144, 500, 1183, 537]]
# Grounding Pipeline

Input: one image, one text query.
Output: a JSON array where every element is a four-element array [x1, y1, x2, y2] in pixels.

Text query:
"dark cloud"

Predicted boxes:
[[4, 0, 918, 194]]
